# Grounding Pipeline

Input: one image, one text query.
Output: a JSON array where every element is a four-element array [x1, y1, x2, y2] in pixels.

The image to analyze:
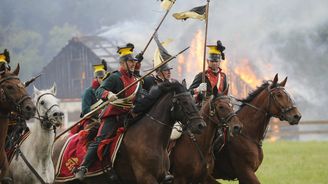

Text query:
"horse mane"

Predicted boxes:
[[133, 81, 186, 114], [239, 80, 277, 107]]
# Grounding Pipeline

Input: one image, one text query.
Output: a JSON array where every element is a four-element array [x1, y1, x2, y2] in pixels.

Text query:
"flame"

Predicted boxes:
[[234, 59, 261, 89], [177, 29, 263, 98]]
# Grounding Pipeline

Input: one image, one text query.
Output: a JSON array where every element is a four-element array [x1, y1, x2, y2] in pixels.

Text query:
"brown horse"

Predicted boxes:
[[212, 74, 302, 184], [53, 81, 206, 184], [169, 93, 243, 184], [0, 64, 36, 183]]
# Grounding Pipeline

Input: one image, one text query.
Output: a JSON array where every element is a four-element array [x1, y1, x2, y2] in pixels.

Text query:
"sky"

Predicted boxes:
[[2, 0, 327, 120]]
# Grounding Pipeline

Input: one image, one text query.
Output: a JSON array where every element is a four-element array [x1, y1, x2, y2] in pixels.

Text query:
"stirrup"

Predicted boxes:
[[74, 166, 88, 181]]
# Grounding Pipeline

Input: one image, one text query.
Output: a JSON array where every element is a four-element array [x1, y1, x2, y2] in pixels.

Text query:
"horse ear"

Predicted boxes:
[[50, 83, 57, 95], [181, 79, 187, 89], [271, 73, 278, 88], [13, 64, 20, 76], [279, 76, 288, 87]]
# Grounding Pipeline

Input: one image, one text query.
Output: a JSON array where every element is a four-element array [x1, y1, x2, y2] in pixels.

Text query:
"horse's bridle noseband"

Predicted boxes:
[[208, 96, 237, 127], [0, 76, 31, 115], [171, 92, 203, 130], [34, 92, 61, 131], [244, 86, 297, 120]]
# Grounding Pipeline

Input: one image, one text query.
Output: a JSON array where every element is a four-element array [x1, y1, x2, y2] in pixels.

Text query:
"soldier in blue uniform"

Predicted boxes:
[[70, 61, 108, 135]]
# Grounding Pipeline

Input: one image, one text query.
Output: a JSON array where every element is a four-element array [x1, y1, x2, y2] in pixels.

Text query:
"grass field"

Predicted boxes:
[[218, 141, 328, 184]]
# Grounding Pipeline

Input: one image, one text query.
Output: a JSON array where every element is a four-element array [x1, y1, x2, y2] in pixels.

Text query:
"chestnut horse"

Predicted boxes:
[[0, 64, 36, 183], [170, 93, 243, 184], [53, 81, 206, 184], [212, 74, 302, 184]]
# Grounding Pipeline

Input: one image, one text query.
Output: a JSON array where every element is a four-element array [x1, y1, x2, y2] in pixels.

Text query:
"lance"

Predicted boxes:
[[201, 0, 210, 102], [24, 73, 42, 87], [140, 1, 175, 55], [55, 46, 190, 141]]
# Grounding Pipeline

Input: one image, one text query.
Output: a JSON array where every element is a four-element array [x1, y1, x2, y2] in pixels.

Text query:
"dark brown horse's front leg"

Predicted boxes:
[[204, 174, 221, 184], [0, 153, 12, 184], [237, 167, 261, 184]]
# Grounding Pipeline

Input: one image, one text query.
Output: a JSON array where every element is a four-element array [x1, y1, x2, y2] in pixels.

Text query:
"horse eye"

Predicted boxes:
[[276, 93, 283, 98], [219, 106, 224, 110], [6, 85, 14, 90], [40, 101, 45, 105]]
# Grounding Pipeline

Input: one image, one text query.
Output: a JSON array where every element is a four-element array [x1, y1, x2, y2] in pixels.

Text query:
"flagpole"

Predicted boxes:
[[55, 46, 190, 141], [141, 2, 175, 55], [202, 0, 210, 83]]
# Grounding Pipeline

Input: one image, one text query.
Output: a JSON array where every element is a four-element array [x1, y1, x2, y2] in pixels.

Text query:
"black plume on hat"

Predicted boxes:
[[4, 49, 10, 64], [217, 40, 225, 60], [126, 43, 135, 51], [101, 59, 108, 71]]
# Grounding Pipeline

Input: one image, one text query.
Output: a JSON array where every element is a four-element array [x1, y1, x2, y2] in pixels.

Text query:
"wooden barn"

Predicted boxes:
[[35, 36, 120, 99]]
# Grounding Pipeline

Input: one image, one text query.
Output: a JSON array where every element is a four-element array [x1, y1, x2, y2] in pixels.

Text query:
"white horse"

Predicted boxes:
[[9, 84, 64, 184]]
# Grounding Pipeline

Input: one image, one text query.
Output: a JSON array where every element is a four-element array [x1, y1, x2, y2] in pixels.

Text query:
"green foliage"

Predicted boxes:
[[219, 141, 328, 184]]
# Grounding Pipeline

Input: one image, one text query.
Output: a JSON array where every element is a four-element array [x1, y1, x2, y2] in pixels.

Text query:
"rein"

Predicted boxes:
[[237, 86, 296, 146], [34, 92, 60, 133], [15, 147, 48, 184], [0, 75, 31, 115]]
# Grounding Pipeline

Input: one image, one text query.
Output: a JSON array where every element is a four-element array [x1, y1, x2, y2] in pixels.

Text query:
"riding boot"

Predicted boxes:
[[74, 141, 99, 180]]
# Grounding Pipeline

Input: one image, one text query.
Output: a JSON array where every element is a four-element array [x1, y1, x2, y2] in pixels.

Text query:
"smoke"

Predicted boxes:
[[2, 0, 327, 120]]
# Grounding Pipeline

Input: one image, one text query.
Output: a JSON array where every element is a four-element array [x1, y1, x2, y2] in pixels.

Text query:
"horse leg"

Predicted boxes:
[[204, 174, 221, 184], [0, 153, 12, 184], [237, 167, 260, 184]]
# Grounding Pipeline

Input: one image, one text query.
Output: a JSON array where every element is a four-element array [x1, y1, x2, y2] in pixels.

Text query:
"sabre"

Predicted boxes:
[[55, 46, 190, 141]]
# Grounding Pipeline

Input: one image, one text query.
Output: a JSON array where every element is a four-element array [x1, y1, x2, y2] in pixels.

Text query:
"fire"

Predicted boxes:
[[176, 29, 262, 98], [234, 59, 262, 89]]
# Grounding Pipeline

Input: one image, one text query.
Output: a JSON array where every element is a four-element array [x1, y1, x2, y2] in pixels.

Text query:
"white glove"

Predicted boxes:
[[107, 92, 118, 102], [197, 83, 207, 92]]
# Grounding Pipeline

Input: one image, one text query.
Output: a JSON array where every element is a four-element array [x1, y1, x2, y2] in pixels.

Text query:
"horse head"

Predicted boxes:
[[209, 92, 243, 137], [0, 64, 36, 119], [33, 83, 64, 129], [266, 74, 301, 125], [160, 81, 206, 134]]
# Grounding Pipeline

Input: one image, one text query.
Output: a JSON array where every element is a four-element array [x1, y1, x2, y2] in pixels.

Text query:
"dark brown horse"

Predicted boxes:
[[212, 74, 302, 184], [169, 92, 243, 184], [0, 64, 36, 183], [53, 81, 206, 184]]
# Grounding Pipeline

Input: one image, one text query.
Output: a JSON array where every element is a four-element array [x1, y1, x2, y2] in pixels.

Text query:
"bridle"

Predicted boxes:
[[171, 92, 203, 130], [208, 96, 237, 127], [146, 91, 203, 131], [243, 85, 297, 120], [34, 92, 61, 132], [240, 85, 297, 146], [0, 75, 31, 116]]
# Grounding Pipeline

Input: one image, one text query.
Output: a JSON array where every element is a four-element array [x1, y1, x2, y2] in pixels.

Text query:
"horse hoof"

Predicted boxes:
[[1, 177, 13, 184], [162, 174, 174, 184]]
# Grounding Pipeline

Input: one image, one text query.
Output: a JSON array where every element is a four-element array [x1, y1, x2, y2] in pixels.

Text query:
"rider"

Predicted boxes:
[[70, 61, 109, 135], [74, 43, 143, 180], [143, 34, 175, 92], [189, 40, 228, 103], [0, 49, 11, 74]]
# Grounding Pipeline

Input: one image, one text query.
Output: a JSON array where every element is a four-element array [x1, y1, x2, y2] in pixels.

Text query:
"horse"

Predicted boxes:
[[53, 81, 206, 184], [212, 74, 302, 184], [9, 84, 64, 184], [169, 90, 243, 184], [0, 64, 36, 183]]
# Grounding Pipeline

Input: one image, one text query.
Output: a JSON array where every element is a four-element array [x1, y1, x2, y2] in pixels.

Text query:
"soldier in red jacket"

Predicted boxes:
[[74, 44, 143, 180], [189, 40, 228, 102]]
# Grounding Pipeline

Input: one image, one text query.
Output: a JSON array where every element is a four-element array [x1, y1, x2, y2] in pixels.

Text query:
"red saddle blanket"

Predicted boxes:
[[55, 127, 125, 182]]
